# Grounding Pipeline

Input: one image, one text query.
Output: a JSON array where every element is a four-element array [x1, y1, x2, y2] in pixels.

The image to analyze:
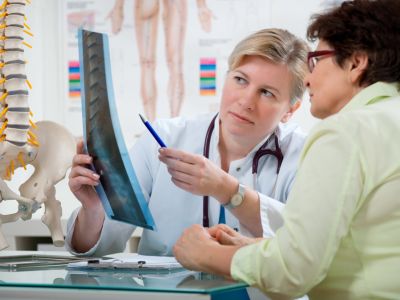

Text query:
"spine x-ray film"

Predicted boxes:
[[78, 29, 155, 230]]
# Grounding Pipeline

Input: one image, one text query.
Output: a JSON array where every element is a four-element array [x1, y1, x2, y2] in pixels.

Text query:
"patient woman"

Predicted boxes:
[[173, 0, 400, 299], [66, 28, 309, 257]]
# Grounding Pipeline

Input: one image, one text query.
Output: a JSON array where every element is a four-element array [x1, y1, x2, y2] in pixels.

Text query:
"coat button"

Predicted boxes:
[[236, 167, 241, 172]]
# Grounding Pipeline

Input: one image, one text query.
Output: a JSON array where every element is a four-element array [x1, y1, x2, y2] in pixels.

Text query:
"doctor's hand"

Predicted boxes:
[[68, 139, 101, 210], [158, 148, 238, 203], [208, 224, 262, 247], [69, 140, 105, 253]]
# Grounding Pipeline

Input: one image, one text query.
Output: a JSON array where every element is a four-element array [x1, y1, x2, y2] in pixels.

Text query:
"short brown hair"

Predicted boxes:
[[228, 28, 309, 105], [307, 0, 400, 86]]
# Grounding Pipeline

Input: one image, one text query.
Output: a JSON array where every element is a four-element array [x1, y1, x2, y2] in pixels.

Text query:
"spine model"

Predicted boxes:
[[0, 0, 38, 180], [0, 0, 76, 250]]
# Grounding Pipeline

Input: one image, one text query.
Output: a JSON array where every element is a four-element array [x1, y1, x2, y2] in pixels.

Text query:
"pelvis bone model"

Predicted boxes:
[[0, 0, 75, 250]]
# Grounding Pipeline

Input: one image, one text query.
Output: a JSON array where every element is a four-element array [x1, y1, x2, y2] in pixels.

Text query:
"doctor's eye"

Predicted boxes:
[[260, 88, 274, 98], [233, 76, 247, 85]]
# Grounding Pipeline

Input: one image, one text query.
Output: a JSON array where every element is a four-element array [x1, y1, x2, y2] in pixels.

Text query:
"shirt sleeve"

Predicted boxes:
[[239, 194, 285, 238], [259, 193, 285, 237], [65, 207, 135, 257], [231, 121, 364, 298]]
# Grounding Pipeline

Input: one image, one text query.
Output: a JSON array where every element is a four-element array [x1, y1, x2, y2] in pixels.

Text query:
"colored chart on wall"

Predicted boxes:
[[200, 58, 216, 96], [68, 60, 80, 99]]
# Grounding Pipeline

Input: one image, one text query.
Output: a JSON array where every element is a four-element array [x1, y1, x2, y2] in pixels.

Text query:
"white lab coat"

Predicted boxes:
[[66, 113, 306, 257]]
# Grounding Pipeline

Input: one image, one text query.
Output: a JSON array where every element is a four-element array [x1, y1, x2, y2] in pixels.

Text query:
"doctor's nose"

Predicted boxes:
[[238, 90, 257, 110]]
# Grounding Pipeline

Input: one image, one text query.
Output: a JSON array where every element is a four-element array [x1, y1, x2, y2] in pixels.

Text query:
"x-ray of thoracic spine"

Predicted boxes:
[[79, 29, 155, 230]]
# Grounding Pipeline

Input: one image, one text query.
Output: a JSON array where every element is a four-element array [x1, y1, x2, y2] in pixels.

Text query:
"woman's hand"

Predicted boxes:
[[158, 148, 237, 203], [173, 224, 217, 272], [69, 139, 105, 252], [68, 139, 101, 210], [208, 224, 261, 246], [174, 224, 241, 277]]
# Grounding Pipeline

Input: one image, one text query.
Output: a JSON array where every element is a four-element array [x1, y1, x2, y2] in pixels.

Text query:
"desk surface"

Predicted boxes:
[[0, 251, 249, 300]]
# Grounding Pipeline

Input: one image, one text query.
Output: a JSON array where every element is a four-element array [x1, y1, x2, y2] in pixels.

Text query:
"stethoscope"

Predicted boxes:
[[202, 114, 284, 227]]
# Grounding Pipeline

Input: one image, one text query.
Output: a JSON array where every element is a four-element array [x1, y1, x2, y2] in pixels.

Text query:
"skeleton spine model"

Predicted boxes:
[[0, 0, 76, 250]]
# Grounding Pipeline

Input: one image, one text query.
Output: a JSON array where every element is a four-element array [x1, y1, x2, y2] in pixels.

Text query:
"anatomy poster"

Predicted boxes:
[[62, 0, 334, 146]]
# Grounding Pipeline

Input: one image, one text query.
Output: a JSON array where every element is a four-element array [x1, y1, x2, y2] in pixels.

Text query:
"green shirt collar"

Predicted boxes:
[[341, 81, 400, 113]]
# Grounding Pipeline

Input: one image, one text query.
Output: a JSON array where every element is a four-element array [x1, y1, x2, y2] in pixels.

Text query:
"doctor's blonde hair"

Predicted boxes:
[[228, 28, 309, 105]]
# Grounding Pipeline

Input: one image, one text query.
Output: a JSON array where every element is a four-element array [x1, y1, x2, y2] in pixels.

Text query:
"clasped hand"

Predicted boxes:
[[173, 224, 259, 274]]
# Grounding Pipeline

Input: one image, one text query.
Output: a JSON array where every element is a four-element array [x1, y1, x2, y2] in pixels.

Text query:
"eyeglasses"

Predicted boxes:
[[307, 50, 336, 72]]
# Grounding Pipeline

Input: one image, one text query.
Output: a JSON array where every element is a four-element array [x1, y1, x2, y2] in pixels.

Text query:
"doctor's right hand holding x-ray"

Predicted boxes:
[[65, 28, 309, 257]]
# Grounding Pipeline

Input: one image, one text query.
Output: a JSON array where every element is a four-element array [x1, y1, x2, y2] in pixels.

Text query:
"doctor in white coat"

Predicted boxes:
[[65, 28, 309, 257]]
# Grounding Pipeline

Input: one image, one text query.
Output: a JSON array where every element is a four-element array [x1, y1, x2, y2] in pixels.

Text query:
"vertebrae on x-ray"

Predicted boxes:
[[0, 0, 75, 250]]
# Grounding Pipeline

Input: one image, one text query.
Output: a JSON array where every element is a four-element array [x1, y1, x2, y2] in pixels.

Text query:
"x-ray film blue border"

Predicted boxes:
[[78, 29, 114, 218], [102, 34, 156, 230]]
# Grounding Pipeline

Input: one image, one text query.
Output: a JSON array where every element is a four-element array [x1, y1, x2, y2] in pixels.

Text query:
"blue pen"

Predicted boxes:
[[139, 114, 167, 148]]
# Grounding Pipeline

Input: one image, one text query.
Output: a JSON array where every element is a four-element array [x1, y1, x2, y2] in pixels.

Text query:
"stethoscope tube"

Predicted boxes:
[[202, 114, 284, 227], [202, 114, 217, 228]]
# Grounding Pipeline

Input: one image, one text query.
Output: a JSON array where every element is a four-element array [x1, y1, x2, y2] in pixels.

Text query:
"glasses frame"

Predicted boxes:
[[307, 50, 336, 72]]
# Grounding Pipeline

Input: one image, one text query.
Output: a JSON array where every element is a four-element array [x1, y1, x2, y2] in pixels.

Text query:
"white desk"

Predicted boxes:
[[0, 251, 251, 300]]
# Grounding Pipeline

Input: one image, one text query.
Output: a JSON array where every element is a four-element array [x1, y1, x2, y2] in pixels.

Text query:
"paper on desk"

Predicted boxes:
[[67, 254, 182, 270]]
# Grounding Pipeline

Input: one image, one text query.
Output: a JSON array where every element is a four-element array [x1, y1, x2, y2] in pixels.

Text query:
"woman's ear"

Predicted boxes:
[[281, 100, 301, 123], [348, 51, 369, 85]]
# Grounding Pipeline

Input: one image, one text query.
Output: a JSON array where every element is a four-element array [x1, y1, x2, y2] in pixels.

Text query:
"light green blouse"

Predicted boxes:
[[231, 82, 400, 299]]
